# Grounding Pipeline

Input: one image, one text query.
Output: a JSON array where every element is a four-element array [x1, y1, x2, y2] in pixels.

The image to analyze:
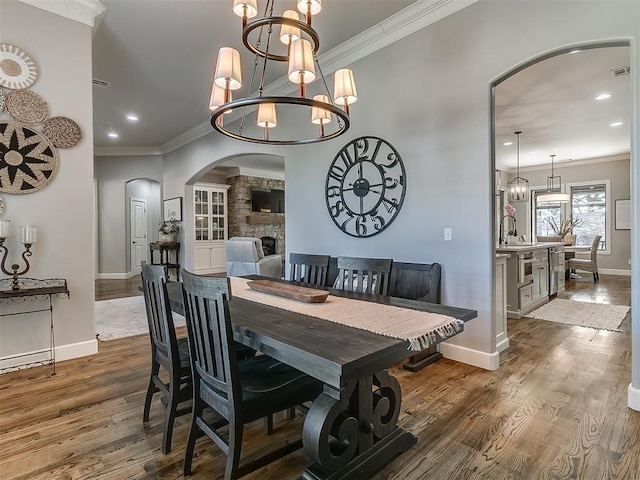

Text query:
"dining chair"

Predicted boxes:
[[141, 262, 192, 455], [180, 270, 323, 480], [288, 252, 330, 286], [334, 256, 393, 295], [567, 235, 602, 281]]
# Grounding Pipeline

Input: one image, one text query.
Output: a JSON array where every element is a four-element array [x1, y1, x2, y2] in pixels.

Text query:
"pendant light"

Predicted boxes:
[[537, 154, 570, 204], [507, 131, 529, 202]]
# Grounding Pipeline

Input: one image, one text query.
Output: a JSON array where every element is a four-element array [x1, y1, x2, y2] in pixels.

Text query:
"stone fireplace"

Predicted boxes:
[[227, 175, 285, 255]]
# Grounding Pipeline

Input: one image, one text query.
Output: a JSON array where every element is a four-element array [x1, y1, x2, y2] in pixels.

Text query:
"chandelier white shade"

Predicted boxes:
[[209, 0, 355, 145]]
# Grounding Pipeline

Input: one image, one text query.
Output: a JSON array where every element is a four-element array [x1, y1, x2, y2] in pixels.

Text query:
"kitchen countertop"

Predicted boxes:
[[496, 242, 564, 252]]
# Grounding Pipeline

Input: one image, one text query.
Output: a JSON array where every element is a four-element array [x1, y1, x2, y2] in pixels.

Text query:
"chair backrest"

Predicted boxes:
[[288, 253, 330, 286], [181, 270, 240, 414], [537, 235, 561, 242], [335, 256, 393, 295], [590, 235, 602, 262], [141, 263, 179, 360]]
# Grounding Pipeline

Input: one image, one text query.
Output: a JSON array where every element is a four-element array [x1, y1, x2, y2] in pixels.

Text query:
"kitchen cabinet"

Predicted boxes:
[[496, 242, 562, 319], [193, 243, 226, 274], [495, 254, 509, 353]]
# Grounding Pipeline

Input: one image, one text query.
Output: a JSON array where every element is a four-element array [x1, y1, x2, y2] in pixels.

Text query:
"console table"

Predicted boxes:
[[0, 278, 69, 374], [149, 242, 180, 280]]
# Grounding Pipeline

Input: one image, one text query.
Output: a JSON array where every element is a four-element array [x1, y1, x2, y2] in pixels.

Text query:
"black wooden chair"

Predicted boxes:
[[141, 262, 192, 454], [334, 256, 393, 295], [180, 270, 323, 480], [288, 253, 330, 286]]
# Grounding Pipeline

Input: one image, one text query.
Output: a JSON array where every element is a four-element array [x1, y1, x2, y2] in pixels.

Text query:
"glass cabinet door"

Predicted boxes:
[[194, 186, 227, 241]]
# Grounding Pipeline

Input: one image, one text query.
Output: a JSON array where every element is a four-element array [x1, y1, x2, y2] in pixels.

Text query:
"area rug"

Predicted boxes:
[[95, 295, 185, 341], [527, 299, 630, 331]]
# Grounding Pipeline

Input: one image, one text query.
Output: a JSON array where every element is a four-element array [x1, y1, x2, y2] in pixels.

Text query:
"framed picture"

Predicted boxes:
[[615, 199, 630, 230], [163, 197, 182, 221]]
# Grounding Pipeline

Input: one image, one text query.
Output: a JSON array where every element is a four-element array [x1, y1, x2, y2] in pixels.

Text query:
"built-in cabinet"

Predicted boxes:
[[193, 184, 229, 274]]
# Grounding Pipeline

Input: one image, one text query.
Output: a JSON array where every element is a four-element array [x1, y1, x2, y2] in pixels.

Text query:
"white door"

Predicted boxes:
[[130, 198, 147, 275]]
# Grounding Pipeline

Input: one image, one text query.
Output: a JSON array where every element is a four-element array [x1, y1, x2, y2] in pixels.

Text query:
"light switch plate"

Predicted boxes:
[[444, 228, 452, 241]]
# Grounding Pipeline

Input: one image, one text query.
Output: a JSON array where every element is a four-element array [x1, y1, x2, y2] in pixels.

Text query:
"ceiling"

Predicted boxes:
[[91, 0, 416, 150], [92, 3, 631, 173], [495, 45, 631, 171]]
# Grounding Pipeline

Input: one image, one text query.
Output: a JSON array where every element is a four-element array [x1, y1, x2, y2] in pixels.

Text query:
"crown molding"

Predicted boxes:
[[94, 146, 164, 157], [160, 0, 478, 155], [500, 153, 631, 173], [18, 0, 106, 28]]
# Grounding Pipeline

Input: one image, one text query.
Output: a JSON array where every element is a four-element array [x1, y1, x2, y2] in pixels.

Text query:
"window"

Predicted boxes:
[[571, 183, 606, 250]]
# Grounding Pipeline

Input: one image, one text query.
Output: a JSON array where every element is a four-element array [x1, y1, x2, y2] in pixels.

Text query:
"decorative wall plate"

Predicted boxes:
[[0, 121, 59, 194], [5, 90, 49, 125], [43, 116, 83, 148], [0, 44, 38, 90]]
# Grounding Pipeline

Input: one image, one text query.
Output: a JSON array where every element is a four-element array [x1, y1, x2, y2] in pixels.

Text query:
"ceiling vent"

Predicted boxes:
[[610, 66, 630, 78], [92, 78, 110, 88]]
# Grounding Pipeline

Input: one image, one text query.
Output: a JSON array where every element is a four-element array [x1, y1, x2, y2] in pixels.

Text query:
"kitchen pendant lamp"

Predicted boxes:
[[209, 0, 356, 145], [537, 154, 570, 204], [507, 131, 529, 203]]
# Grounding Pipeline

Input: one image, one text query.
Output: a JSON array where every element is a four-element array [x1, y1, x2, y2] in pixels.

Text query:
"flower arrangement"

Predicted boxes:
[[548, 217, 582, 238], [159, 219, 179, 234], [504, 204, 517, 236]]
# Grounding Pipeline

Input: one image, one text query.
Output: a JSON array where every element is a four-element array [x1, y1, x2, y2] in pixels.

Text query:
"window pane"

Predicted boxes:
[[571, 184, 606, 250]]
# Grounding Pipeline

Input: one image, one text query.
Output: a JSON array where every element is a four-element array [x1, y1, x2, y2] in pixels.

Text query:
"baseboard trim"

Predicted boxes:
[[496, 337, 510, 353], [599, 268, 631, 276], [628, 383, 640, 411], [439, 342, 500, 371], [56, 339, 98, 362]]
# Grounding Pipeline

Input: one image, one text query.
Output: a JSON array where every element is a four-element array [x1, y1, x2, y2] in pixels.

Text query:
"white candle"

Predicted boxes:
[[20, 225, 37, 244], [0, 220, 10, 239]]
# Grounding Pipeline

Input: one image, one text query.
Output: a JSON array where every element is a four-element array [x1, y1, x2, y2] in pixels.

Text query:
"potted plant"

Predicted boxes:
[[158, 219, 179, 243], [548, 217, 583, 244]]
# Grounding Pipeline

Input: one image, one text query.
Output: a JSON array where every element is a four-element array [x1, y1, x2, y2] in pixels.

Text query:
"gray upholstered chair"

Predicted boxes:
[[567, 235, 602, 281], [225, 237, 282, 278]]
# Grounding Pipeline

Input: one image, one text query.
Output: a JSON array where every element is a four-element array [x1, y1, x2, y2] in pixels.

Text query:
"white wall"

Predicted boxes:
[[94, 154, 163, 275], [0, 0, 97, 363]]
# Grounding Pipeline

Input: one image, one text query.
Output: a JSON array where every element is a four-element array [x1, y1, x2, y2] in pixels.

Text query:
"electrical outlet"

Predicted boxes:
[[444, 228, 452, 241]]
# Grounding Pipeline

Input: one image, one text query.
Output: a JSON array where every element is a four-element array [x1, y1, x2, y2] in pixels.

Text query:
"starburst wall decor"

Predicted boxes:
[[0, 42, 82, 196]]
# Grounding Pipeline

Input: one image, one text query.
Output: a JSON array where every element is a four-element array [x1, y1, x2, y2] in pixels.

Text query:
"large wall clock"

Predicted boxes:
[[325, 136, 406, 237]]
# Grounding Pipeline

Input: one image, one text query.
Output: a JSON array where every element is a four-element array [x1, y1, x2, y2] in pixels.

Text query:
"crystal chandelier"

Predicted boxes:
[[507, 131, 529, 202], [209, 0, 357, 145], [537, 154, 570, 204]]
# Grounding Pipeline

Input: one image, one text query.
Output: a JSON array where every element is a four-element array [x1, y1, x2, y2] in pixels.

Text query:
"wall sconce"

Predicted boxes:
[[0, 220, 37, 290]]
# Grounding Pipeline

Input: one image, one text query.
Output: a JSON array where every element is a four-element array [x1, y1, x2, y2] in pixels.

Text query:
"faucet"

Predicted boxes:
[[499, 215, 517, 245]]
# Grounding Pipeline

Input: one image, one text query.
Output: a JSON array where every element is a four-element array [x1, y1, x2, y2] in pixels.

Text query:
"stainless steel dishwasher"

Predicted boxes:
[[548, 246, 564, 295]]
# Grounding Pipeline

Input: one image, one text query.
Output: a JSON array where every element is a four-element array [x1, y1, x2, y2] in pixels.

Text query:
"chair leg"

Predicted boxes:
[[183, 401, 203, 476], [143, 361, 159, 422], [162, 370, 181, 454], [264, 414, 274, 435], [287, 407, 296, 420], [225, 420, 244, 480]]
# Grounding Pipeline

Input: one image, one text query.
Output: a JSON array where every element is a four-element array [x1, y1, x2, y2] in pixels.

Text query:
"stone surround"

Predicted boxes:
[[227, 175, 285, 255]]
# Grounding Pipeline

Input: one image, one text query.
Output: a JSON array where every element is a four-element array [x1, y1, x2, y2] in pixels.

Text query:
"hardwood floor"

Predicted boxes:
[[0, 275, 636, 479]]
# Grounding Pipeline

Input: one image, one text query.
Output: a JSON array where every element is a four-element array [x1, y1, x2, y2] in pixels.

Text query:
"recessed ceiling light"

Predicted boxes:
[[503, 142, 513, 146], [610, 122, 623, 127], [126, 114, 139, 121], [108, 131, 119, 138], [569, 49, 581, 54], [595, 93, 611, 100]]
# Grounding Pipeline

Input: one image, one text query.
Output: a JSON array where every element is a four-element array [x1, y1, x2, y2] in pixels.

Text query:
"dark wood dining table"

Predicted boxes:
[[166, 277, 477, 480]]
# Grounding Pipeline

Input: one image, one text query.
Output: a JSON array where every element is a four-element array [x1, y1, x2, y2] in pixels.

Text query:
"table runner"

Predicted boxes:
[[229, 277, 463, 351]]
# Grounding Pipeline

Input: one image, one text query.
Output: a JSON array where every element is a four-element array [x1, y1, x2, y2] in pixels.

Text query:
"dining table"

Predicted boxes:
[[166, 276, 477, 480]]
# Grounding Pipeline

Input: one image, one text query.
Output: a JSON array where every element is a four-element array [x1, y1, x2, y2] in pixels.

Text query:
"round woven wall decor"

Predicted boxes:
[[0, 44, 38, 90], [5, 89, 49, 125], [0, 121, 59, 194], [43, 116, 83, 148]]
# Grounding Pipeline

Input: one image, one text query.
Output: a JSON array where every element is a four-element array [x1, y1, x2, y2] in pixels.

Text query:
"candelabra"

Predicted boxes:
[[0, 220, 37, 290]]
